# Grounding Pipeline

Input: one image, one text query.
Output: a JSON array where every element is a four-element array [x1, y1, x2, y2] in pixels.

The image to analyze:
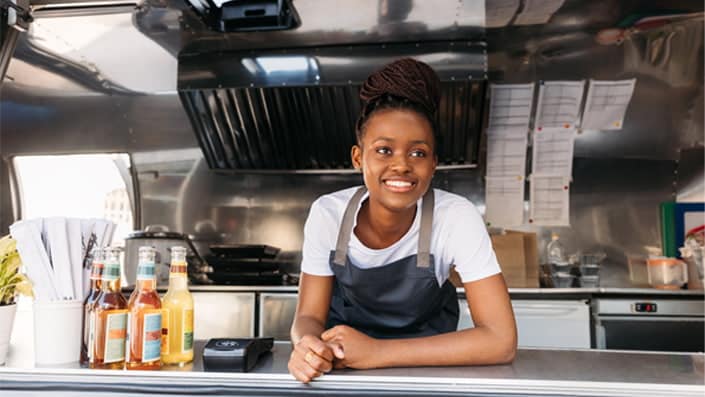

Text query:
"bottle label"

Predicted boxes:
[[88, 311, 95, 363], [170, 262, 187, 275], [142, 311, 162, 362], [137, 261, 156, 281], [161, 309, 169, 354], [125, 314, 131, 363], [103, 310, 127, 363], [90, 263, 104, 281], [182, 308, 194, 353], [102, 262, 120, 282]]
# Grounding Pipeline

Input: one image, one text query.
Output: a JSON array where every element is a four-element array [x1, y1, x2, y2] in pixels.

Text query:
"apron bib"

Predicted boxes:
[[326, 187, 459, 339]]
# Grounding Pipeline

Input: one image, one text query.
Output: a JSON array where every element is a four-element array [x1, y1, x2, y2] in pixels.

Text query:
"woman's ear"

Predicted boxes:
[[351, 145, 362, 170]]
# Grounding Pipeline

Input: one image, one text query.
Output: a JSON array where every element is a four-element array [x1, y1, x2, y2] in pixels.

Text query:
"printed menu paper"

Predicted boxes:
[[581, 79, 637, 130], [534, 81, 585, 130], [485, 176, 525, 227], [487, 128, 528, 178], [531, 128, 575, 177], [488, 83, 535, 130], [529, 175, 571, 226]]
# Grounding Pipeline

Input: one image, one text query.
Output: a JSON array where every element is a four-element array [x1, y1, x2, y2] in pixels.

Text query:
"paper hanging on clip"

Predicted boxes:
[[488, 83, 535, 130], [529, 174, 571, 226], [581, 79, 637, 130], [534, 81, 585, 130], [485, 176, 525, 227], [531, 128, 575, 177], [487, 128, 528, 178]]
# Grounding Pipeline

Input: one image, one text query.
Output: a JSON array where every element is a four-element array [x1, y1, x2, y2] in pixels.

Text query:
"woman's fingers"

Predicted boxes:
[[303, 350, 333, 373], [293, 336, 335, 373], [288, 355, 323, 383], [326, 341, 345, 359], [297, 335, 334, 361]]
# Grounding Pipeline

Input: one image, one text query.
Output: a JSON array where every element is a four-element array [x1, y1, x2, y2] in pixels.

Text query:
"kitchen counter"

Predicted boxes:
[[3, 298, 703, 397], [142, 284, 705, 297], [2, 340, 703, 397]]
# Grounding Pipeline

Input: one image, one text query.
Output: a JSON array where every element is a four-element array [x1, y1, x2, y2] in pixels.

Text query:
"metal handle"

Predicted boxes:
[[597, 316, 704, 322]]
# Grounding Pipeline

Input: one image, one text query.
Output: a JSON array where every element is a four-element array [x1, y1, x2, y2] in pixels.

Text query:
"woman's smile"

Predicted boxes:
[[382, 178, 417, 193]]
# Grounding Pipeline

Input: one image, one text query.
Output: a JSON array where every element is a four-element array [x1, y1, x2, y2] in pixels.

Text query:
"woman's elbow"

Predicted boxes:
[[499, 342, 517, 364], [497, 333, 518, 364]]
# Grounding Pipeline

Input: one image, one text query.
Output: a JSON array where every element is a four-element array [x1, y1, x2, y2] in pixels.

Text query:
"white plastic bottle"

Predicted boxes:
[[546, 232, 566, 264]]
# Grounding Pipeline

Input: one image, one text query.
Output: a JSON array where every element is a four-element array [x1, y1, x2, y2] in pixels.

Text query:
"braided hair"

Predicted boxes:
[[356, 58, 442, 153]]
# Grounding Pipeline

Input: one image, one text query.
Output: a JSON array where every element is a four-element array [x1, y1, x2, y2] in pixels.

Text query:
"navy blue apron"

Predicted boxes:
[[326, 187, 459, 339]]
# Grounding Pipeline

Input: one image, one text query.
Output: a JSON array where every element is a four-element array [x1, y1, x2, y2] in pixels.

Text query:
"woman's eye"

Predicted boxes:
[[375, 147, 392, 155], [410, 150, 427, 158]]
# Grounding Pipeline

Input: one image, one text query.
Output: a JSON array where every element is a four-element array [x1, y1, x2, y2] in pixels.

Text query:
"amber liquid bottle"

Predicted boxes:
[[91, 247, 128, 369], [80, 249, 104, 367], [161, 246, 194, 366], [127, 247, 162, 370]]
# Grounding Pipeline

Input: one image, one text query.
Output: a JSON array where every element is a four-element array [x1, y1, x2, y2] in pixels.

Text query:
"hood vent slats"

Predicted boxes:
[[180, 82, 485, 172]]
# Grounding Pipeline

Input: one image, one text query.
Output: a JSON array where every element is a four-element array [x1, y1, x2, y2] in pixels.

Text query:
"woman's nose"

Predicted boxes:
[[390, 154, 411, 172]]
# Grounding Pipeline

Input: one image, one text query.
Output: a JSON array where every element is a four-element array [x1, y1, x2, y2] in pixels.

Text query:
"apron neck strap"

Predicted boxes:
[[332, 187, 435, 268]]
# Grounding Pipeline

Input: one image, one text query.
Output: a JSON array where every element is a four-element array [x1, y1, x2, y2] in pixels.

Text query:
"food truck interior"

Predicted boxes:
[[0, 0, 703, 395]]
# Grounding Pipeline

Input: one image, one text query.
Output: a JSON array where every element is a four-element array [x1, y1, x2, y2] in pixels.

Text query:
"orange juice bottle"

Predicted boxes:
[[126, 247, 162, 370], [161, 246, 194, 366], [91, 247, 128, 369], [81, 248, 104, 367]]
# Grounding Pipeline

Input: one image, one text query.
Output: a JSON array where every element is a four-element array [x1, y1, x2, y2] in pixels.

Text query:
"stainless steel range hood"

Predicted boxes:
[[178, 42, 488, 172]]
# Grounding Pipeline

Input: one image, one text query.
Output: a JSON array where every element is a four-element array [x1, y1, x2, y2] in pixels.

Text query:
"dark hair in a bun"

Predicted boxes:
[[356, 58, 442, 152]]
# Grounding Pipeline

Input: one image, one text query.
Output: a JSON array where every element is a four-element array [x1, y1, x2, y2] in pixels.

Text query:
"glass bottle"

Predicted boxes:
[[80, 248, 104, 367], [91, 247, 128, 369], [126, 247, 162, 370], [546, 232, 566, 264], [161, 246, 194, 366]]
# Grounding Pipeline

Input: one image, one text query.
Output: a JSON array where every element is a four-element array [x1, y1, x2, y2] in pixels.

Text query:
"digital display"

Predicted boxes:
[[634, 302, 658, 313]]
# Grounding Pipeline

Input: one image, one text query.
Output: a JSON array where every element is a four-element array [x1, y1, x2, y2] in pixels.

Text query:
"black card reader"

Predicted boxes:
[[202, 337, 274, 372]]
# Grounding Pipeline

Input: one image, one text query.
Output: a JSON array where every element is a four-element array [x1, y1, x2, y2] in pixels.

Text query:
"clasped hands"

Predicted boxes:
[[288, 325, 380, 383]]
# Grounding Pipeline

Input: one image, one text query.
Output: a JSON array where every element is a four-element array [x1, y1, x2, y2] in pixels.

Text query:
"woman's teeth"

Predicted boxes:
[[385, 180, 413, 187]]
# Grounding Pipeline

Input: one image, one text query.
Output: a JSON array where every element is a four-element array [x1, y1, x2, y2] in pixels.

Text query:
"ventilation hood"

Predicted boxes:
[[179, 42, 487, 172], [176, 0, 488, 172]]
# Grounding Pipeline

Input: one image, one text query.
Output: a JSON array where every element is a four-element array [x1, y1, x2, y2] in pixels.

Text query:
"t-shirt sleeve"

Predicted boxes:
[[300, 197, 336, 276], [443, 200, 501, 283]]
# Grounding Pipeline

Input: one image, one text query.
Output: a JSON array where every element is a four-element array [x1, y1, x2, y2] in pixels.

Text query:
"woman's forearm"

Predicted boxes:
[[374, 326, 516, 368], [291, 315, 327, 344]]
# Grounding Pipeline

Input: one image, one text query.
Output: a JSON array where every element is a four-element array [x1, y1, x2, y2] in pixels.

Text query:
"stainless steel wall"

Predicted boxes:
[[0, 0, 703, 284]]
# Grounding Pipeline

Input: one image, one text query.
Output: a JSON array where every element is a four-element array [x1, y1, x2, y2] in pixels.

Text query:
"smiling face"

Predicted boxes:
[[352, 109, 437, 213]]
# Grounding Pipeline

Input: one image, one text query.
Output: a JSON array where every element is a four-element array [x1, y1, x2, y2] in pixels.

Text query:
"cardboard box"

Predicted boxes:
[[448, 230, 539, 288], [492, 230, 539, 288]]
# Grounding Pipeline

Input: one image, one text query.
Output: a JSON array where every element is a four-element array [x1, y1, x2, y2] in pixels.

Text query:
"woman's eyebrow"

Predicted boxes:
[[371, 137, 394, 144]]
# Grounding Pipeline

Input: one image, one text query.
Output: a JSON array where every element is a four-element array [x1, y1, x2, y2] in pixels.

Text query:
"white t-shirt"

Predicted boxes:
[[301, 186, 501, 286]]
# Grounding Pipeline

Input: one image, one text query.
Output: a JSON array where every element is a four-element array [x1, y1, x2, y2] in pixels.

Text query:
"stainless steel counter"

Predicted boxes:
[[169, 284, 705, 297], [3, 299, 703, 397], [1, 341, 703, 397]]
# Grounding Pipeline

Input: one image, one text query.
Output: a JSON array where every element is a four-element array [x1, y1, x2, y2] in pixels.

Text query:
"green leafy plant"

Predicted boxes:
[[0, 235, 32, 305]]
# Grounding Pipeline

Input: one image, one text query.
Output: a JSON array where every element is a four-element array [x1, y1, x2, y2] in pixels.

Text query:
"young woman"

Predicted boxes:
[[288, 58, 517, 383]]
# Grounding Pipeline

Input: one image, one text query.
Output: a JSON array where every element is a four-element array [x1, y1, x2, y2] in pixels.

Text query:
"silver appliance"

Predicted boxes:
[[593, 298, 705, 353]]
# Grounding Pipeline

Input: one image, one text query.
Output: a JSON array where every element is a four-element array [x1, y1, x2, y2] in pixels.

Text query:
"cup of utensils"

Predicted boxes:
[[549, 252, 605, 288]]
